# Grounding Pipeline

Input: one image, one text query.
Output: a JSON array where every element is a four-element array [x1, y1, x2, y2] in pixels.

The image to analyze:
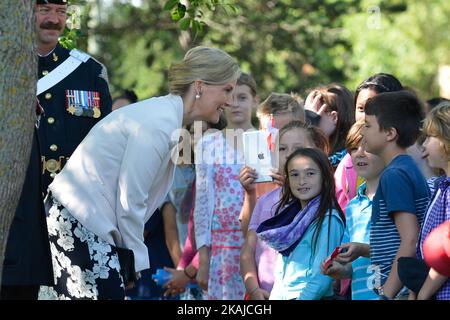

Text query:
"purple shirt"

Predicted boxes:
[[418, 177, 450, 300], [248, 188, 281, 293]]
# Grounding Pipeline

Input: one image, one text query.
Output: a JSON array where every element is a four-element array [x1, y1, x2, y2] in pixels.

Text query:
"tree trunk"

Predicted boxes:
[[0, 1, 36, 287]]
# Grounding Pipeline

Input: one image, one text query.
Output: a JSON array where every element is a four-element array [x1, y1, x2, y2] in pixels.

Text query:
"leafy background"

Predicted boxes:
[[63, 0, 450, 101]]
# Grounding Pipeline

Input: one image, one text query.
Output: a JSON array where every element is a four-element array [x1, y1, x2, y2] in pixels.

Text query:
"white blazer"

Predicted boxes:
[[49, 94, 183, 272]]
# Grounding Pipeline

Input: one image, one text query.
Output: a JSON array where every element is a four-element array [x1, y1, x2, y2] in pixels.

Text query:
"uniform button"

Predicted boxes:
[[42, 70, 49, 76], [50, 144, 58, 152], [45, 93, 52, 99], [47, 117, 55, 124], [50, 173, 57, 179]]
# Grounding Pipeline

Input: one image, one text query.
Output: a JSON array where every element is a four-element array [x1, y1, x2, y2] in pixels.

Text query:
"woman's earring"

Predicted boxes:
[[195, 93, 201, 99]]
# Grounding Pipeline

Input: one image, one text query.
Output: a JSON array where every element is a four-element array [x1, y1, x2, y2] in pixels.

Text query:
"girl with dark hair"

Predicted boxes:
[[240, 122, 329, 300], [335, 73, 404, 211], [256, 148, 345, 300], [354, 73, 403, 122], [304, 84, 355, 168]]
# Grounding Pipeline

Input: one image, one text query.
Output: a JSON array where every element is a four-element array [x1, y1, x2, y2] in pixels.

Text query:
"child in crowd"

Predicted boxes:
[[335, 73, 403, 211], [163, 180, 203, 300], [161, 123, 196, 267], [162, 120, 227, 300], [239, 93, 305, 236], [304, 84, 355, 168], [194, 73, 257, 299], [321, 120, 384, 300], [414, 103, 450, 300], [361, 90, 430, 299], [240, 121, 329, 299], [256, 148, 345, 300]]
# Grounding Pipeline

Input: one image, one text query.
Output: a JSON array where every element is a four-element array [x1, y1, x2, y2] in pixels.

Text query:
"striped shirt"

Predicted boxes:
[[418, 177, 450, 300], [370, 155, 430, 286]]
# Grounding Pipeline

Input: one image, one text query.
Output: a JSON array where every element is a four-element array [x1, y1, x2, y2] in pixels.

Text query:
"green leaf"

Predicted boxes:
[[179, 17, 191, 30], [192, 19, 205, 35], [227, 4, 239, 14], [171, 3, 186, 21], [163, 0, 179, 11], [192, 19, 199, 34]]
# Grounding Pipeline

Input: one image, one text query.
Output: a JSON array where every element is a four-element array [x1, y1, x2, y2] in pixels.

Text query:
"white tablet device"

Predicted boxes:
[[242, 130, 274, 183]]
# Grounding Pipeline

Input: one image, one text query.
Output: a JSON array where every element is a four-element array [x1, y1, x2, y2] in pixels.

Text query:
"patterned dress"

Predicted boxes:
[[194, 131, 245, 300], [38, 197, 124, 300]]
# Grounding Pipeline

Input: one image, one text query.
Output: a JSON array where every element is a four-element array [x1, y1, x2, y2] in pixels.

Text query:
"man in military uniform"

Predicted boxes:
[[1, 0, 112, 300], [36, 0, 112, 194]]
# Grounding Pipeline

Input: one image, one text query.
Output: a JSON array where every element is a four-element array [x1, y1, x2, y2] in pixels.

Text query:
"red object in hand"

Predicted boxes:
[[423, 220, 450, 277], [323, 247, 341, 269]]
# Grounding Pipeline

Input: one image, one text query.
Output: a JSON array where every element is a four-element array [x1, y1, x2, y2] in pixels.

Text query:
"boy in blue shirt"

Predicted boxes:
[[321, 120, 384, 300], [361, 91, 430, 299]]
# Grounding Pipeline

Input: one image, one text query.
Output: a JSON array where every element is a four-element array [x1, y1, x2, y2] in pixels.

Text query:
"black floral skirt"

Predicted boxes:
[[38, 196, 125, 300]]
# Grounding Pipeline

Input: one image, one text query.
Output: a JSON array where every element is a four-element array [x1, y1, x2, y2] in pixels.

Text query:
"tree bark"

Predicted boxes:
[[0, 1, 36, 287]]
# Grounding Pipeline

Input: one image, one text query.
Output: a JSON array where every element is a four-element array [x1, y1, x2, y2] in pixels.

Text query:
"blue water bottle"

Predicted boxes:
[[152, 268, 198, 288]]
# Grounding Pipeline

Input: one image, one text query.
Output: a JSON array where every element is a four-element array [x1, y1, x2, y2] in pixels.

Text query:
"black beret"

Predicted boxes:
[[36, 0, 68, 4]]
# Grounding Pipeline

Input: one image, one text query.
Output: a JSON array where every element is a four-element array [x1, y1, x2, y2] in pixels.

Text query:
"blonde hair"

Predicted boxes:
[[345, 120, 365, 153], [257, 92, 305, 122], [422, 103, 450, 156], [169, 46, 241, 96]]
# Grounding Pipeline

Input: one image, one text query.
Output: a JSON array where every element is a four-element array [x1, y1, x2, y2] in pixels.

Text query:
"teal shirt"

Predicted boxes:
[[269, 209, 345, 300], [344, 183, 379, 300]]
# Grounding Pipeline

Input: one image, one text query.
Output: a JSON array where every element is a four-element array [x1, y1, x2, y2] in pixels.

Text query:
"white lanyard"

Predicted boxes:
[[36, 49, 90, 96]]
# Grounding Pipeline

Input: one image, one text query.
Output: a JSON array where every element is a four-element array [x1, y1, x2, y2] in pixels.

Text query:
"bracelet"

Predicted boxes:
[[249, 286, 260, 296], [183, 268, 196, 280]]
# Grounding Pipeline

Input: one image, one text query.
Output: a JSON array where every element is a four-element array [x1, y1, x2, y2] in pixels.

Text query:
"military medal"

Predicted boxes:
[[93, 107, 101, 118], [68, 105, 76, 114], [74, 107, 83, 116], [66, 89, 101, 118], [92, 91, 101, 118]]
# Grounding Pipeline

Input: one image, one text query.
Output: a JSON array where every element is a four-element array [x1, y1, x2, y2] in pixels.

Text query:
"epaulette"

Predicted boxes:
[[70, 48, 110, 88], [70, 49, 91, 63], [91, 56, 110, 89]]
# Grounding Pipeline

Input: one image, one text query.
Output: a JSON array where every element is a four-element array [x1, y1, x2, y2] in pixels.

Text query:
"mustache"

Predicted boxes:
[[40, 22, 62, 30]]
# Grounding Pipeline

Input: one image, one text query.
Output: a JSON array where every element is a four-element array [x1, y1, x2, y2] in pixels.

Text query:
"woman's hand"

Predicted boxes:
[[239, 166, 257, 193], [163, 267, 189, 297]]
